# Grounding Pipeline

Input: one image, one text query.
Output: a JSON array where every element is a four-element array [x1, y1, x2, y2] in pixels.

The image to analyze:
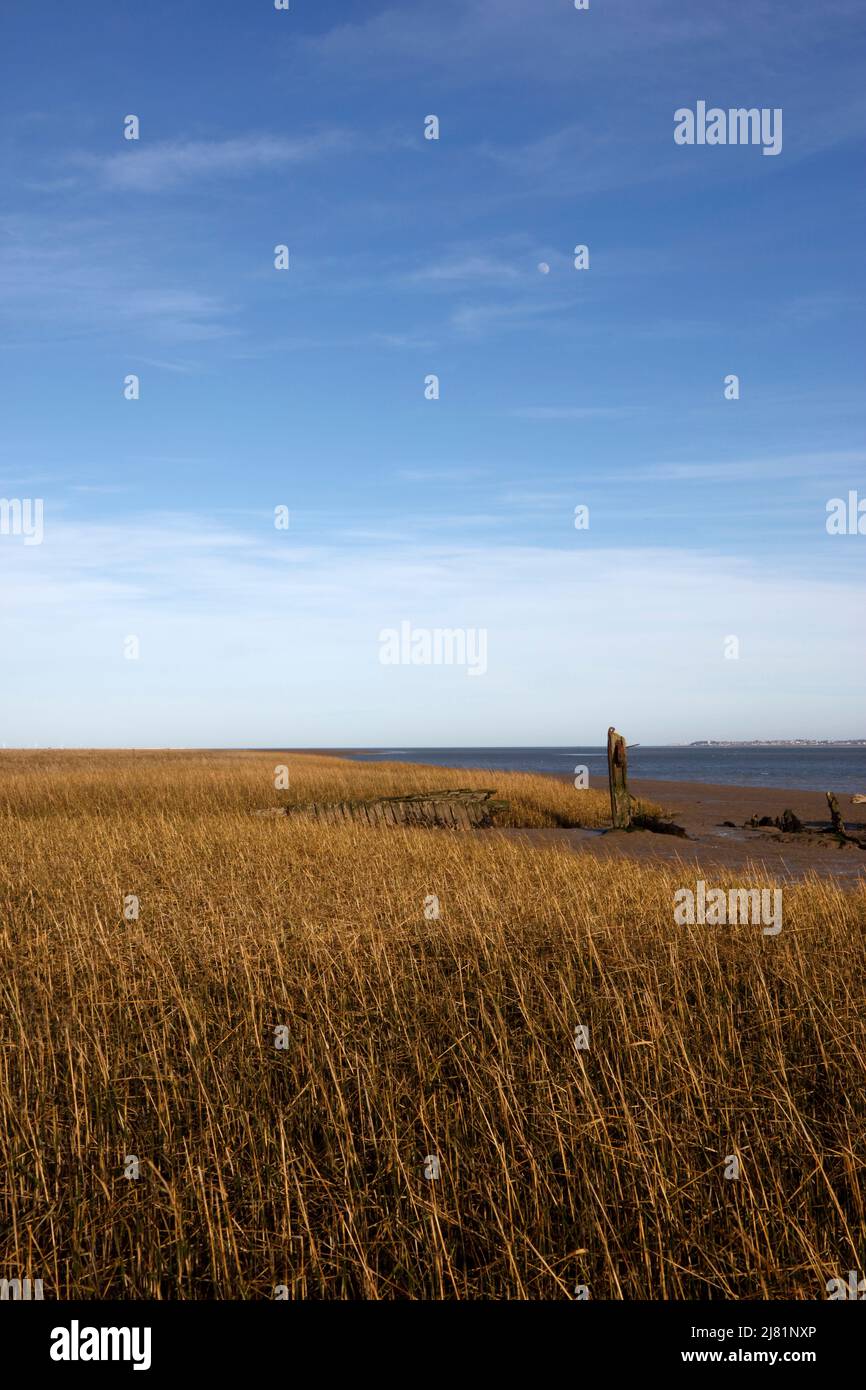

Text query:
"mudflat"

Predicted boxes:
[[504, 776, 866, 884]]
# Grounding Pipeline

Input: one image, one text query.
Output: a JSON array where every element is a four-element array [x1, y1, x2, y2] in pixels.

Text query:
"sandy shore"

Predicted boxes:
[[504, 776, 866, 884]]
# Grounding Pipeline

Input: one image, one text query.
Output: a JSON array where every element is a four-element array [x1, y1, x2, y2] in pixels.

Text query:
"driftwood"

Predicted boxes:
[[281, 788, 508, 830], [607, 727, 631, 829], [630, 811, 688, 838], [825, 791, 865, 847], [826, 792, 846, 835], [743, 792, 865, 849]]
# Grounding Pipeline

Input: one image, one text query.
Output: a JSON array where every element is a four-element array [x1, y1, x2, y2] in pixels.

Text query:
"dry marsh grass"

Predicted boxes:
[[1, 750, 864, 1299], [0, 747, 648, 829]]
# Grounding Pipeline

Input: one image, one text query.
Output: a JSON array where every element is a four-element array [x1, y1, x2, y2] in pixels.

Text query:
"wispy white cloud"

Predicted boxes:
[[405, 254, 523, 286], [230, 329, 436, 359], [297, 0, 728, 83], [508, 406, 627, 422], [0, 217, 235, 344], [638, 450, 866, 482], [396, 466, 489, 483], [450, 296, 568, 337], [70, 484, 130, 496], [1, 510, 863, 744], [135, 356, 203, 375], [499, 489, 576, 510], [75, 131, 352, 192]]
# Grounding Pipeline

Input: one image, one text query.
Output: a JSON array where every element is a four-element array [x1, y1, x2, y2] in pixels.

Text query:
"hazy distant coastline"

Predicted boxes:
[[687, 740, 866, 747]]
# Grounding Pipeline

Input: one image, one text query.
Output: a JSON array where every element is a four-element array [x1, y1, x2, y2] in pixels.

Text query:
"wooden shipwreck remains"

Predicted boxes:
[[282, 788, 508, 830]]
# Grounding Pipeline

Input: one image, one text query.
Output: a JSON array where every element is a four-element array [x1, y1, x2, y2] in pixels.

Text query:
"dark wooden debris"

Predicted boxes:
[[743, 792, 865, 849], [281, 788, 509, 830], [630, 811, 688, 838]]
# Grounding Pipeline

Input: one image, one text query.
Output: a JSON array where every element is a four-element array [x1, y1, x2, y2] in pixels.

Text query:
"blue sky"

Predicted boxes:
[[1, 0, 864, 745]]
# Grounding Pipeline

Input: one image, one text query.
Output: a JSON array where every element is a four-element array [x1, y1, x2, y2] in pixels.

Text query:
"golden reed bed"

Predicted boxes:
[[1, 750, 864, 1298]]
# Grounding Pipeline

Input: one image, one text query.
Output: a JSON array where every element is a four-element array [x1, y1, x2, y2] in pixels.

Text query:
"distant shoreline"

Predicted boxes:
[[685, 741, 866, 748]]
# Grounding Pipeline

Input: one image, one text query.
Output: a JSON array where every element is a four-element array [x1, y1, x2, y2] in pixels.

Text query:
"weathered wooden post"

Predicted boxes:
[[607, 726, 631, 829], [826, 791, 846, 835]]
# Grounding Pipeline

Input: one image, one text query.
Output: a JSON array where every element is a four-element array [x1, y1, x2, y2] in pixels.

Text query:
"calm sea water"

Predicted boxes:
[[341, 746, 866, 793]]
